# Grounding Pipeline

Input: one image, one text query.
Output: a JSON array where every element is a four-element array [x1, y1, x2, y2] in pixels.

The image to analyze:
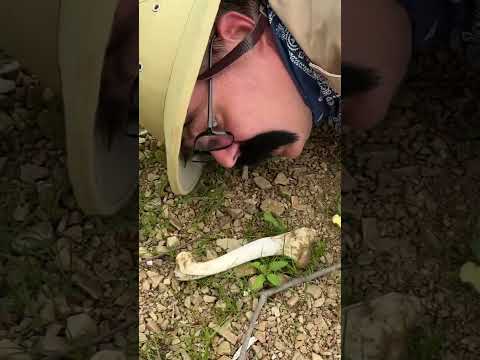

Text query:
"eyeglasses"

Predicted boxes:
[[187, 38, 235, 163], [182, 6, 269, 164]]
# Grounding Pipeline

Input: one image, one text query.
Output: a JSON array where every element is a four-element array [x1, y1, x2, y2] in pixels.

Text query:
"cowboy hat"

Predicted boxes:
[[0, 0, 138, 215], [139, 0, 223, 194]]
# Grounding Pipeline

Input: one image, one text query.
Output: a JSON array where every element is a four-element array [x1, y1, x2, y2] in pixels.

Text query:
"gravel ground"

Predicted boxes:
[[343, 49, 480, 359], [0, 51, 138, 359], [139, 125, 341, 359]]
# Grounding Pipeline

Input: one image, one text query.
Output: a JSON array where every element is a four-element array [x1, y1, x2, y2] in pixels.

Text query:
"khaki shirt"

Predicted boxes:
[[269, 0, 341, 95]]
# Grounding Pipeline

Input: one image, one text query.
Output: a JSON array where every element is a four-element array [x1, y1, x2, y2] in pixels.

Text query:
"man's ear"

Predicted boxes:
[[215, 12, 256, 50]]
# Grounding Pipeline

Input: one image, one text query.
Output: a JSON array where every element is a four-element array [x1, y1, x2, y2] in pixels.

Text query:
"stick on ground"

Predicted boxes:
[[237, 263, 341, 360]]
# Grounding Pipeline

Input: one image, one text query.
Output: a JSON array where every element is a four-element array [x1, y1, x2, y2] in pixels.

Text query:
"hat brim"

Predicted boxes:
[[162, 0, 221, 194], [59, 0, 138, 215]]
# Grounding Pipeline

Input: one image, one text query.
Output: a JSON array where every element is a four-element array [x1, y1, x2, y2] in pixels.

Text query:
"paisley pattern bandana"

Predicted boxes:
[[266, 4, 341, 129]]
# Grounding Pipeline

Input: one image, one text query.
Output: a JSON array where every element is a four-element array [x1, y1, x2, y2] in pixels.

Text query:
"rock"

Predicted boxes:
[[20, 164, 49, 183], [260, 198, 285, 216], [274, 172, 289, 185], [36, 333, 69, 355], [166, 236, 180, 248], [13, 204, 29, 222], [293, 351, 305, 360], [0, 60, 20, 78], [253, 176, 272, 190], [343, 292, 422, 360], [361, 218, 380, 249], [72, 273, 102, 299], [0, 111, 13, 132], [66, 313, 97, 341], [227, 208, 243, 219], [306, 285, 323, 299], [0, 157, 7, 173], [63, 225, 83, 240], [342, 167, 357, 192], [139, 332, 147, 343], [216, 341, 231, 355], [271, 306, 281, 317], [203, 295, 217, 303], [312, 353, 323, 360], [0, 339, 32, 360], [291, 196, 308, 211], [241, 165, 249, 180], [216, 237, 243, 252], [155, 245, 169, 255], [90, 350, 127, 360], [233, 264, 257, 278], [209, 322, 238, 344], [287, 295, 300, 307], [0, 78, 15, 94]]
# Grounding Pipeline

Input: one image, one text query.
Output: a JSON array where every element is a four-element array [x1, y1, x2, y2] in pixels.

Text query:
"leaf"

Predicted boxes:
[[250, 261, 268, 274], [268, 260, 289, 272], [262, 211, 287, 234], [266, 273, 281, 287], [251, 274, 266, 291]]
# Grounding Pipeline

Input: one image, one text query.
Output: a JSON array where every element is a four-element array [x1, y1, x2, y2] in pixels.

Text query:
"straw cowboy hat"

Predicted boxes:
[[0, 0, 137, 215], [140, 0, 225, 195]]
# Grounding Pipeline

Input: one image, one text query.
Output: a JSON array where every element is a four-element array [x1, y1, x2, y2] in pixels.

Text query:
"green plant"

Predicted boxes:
[[249, 259, 290, 291], [262, 211, 287, 235]]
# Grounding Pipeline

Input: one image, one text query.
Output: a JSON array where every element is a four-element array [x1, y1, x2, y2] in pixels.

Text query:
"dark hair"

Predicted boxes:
[[341, 62, 382, 98]]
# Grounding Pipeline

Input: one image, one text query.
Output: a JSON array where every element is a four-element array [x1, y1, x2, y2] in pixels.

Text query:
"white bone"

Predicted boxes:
[[175, 227, 317, 281]]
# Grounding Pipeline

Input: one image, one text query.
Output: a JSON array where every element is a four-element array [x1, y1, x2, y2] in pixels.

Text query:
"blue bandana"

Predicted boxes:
[[266, 5, 341, 129]]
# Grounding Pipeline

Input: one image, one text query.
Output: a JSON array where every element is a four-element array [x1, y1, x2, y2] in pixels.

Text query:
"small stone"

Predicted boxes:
[[166, 236, 180, 248], [0, 339, 32, 360], [271, 306, 281, 317], [227, 208, 243, 219], [66, 313, 97, 340], [216, 238, 243, 252], [313, 297, 325, 308], [253, 176, 272, 190], [362, 218, 379, 249], [20, 164, 49, 183], [216, 341, 231, 355], [0, 111, 13, 132], [242, 166, 249, 180], [291, 196, 308, 211], [146, 319, 160, 332], [0, 60, 20, 78], [13, 204, 29, 222], [274, 172, 289, 185], [0, 78, 15, 94], [293, 351, 305, 360], [287, 295, 300, 307], [90, 350, 127, 360], [209, 322, 238, 344], [0, 157, 6, 173], [233, 264, 257, 278], [37, 335, 69, 356], [63, 225, 83, 240], [306, 285, 323, 299], [72, 273, 102, 299], [139, 333, 147, 343], [260, 198, 285, 216], [203, 295, 217, 303], [312, 353, 323, 360], [155, 245, 169, 255]]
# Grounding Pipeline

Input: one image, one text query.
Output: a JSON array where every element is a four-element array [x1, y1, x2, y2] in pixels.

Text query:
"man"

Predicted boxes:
[[140, 0, 340, 194]]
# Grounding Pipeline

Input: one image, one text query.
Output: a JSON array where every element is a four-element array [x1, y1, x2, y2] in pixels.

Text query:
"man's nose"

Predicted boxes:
[[210, 142, 240, 168]]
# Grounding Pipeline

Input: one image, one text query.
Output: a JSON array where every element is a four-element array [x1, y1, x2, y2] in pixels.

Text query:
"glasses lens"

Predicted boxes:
[[194, 133, 234, 152]]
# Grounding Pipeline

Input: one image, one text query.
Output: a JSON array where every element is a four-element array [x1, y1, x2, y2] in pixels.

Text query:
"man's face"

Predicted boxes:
[[182, 17, 313, 168]]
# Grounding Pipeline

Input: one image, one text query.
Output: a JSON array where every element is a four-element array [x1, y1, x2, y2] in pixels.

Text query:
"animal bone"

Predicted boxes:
[[175, 227, 317, 281]]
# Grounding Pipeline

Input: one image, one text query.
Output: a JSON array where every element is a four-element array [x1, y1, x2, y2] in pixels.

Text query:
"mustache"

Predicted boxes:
[[235, 130, 299, 168]]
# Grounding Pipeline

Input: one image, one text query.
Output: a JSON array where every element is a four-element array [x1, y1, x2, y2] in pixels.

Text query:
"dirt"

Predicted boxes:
[[139, 126, 341, 359], [342, 49, 480, 359]]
